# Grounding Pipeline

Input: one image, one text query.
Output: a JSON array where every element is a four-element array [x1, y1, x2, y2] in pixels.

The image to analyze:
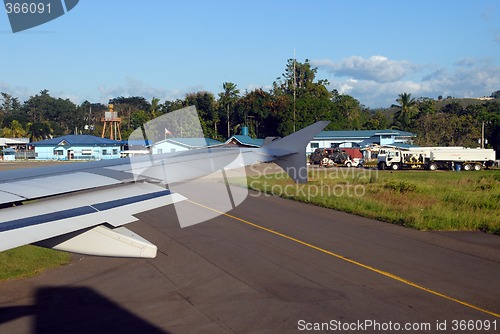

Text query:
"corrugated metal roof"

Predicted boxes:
[[32, 135, 125, 146], [315, 129, 415, 139], [1, 148, 16, 153], [127, 139, 152, 147], [0, 138, 30, 146], [384, 143, 420, 149], [225, 135, 264, 147]]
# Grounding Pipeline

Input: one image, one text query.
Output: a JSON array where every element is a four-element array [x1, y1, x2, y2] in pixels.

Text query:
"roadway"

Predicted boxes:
[[0, 175, 499, 333]]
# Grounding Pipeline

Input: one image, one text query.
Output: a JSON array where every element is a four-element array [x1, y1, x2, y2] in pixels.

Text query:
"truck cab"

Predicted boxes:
[[378, 149, 401, 170]]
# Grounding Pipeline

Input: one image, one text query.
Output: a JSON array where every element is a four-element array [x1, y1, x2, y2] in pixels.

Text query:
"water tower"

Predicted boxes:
[[101, 104, 122, 140]]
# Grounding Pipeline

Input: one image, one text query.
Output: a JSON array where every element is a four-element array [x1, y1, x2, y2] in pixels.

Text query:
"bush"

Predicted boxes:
[[383, 179, 417, 193]]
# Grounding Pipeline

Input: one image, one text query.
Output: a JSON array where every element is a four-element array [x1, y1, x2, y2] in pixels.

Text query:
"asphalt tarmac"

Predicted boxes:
[[0, 163, 499, 333]]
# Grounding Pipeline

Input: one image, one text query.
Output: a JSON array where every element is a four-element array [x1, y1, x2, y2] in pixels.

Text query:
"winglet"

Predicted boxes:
[[260, 121, 329, 183]]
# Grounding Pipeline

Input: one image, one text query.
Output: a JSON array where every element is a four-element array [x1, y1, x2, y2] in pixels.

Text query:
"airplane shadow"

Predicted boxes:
[[0, 286, 169, 334]]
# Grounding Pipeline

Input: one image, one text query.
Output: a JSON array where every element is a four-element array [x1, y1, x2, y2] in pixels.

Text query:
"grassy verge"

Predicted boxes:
[[0, 245, 70, 281], [242, 167, 500, 234]]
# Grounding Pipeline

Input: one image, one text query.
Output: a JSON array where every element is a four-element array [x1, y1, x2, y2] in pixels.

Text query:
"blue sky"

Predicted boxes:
[[1, 0, 499, 107]]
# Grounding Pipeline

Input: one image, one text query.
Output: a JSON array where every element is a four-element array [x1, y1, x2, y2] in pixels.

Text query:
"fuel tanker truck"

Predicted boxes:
[[378, 147, 496, 171]]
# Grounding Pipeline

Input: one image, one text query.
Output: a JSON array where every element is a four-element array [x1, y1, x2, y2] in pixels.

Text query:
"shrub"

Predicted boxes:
[[383, 179, 417, 193]]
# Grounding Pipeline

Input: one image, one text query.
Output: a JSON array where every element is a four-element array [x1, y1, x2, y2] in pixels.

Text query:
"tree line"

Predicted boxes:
[[1, 59, 499, 154]]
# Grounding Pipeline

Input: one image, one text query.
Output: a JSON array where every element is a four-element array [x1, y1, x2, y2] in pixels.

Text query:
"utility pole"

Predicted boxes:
[[227, 104, 230, 138], [481, 121, 485, 149], [293, 49, 296, 133]]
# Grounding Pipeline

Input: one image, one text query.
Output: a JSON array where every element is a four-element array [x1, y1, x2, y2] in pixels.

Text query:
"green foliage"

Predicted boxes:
[[392, 92, 417, 130], [22, 90, 80, 134], [0, 119, 26, 137], [269, 59, 367, 136], [218, 82, 240, 138], [411, 99, 500, 152], [110, 96, 152, 133], [130, 110, 150, 130], [150, 97, 161, 119], [27, 121, 53, 141], [185, 91, 219, 139], [234, 88, 275, 138], [78, 101, 107, 136]]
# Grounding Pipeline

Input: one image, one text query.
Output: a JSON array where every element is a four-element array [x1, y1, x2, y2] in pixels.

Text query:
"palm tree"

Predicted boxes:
[[28, 121, 53, 141], [218, 82, 240, 138], [151, 97, 160, 119], [0, 120, 27, 138], [393, 93, 416, 130]]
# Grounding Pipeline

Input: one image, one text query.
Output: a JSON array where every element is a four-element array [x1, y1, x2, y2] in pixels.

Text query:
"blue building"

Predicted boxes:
[[1, 148, 16, 161], [33, 135, 124, 160], [308, 129, 415, 154]]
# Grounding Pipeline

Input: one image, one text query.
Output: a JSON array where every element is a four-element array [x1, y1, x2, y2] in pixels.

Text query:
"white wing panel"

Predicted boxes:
[[0, 191, 26, 205], [0, 172, 122, 199]]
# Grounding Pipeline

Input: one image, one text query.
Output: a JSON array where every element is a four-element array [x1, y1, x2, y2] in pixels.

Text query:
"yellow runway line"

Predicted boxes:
[[188, 199, 500, 318]]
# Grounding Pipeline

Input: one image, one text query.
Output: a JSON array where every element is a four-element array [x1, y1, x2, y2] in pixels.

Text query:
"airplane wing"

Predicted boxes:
[[0, 159, 187, 258], [0, 120, 328, 258]]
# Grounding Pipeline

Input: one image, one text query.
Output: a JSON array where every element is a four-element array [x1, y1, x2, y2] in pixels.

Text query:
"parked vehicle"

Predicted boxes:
[[343, 157, 362, 167], [378, 147, 496, 171], [310, 148, 363, 167], [310, 148, 336, 165], [341, 147, 363, 167]]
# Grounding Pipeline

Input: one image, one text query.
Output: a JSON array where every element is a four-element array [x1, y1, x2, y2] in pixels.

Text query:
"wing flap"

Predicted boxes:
[[36, 226, 158, 258], [0, 191, 25, 205], [0, 182, 186, 253]]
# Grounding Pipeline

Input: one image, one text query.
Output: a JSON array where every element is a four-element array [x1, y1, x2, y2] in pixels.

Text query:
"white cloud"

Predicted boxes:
[[0, 82, 32, 102], [332, 79, 425, 108], [312, 56, 419, 83], [98, 77, 198, 104], [1, 77, 205, 106], [313, 56, 500, 107], [244, 83, 273, 93], [422, 58, 500, 98]]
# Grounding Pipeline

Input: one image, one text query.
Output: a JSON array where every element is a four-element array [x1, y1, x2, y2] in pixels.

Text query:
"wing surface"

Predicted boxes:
[[0, 120, 328, 258]]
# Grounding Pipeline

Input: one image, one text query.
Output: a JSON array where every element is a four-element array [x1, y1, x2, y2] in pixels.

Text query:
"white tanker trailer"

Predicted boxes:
[[378, 147, 496, 171]]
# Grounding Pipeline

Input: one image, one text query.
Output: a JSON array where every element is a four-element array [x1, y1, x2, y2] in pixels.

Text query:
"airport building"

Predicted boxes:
[[0, 138, 32, 160], [1, 147, 16, 161], [0, 137, 30, 149], [308, 129, 415, 154], [33, 135, 124, 160]]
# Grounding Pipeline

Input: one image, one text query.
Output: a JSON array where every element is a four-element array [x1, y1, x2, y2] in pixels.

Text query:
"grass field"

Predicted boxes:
[[0, 246, 70, 281], [243, 167, 500, 234]]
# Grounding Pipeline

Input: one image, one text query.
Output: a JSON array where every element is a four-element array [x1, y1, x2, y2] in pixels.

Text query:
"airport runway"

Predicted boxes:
[[0, 179, 499, 333]]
